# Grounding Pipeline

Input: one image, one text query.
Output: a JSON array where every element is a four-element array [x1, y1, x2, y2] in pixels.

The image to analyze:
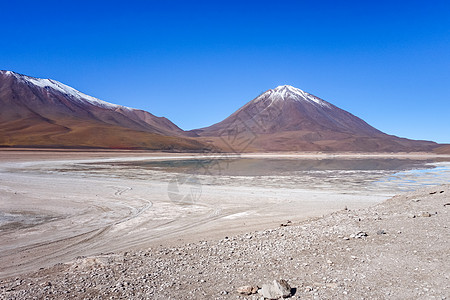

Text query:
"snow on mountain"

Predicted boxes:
[[0, 70, 193, 137], [257, 85, 331, 108], [2, 70, 129, 110], [0, 70, 209, 150], [192, 84, 439, 152]]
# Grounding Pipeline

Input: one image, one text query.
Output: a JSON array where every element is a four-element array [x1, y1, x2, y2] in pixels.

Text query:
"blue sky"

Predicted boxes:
[[2, 0, 449, 143]]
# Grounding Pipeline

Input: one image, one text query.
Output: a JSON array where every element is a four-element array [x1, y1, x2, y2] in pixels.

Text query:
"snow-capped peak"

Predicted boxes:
[[257, 84, 330, 108], [0, 70, 13, 76], [3, 71, 130, 111]]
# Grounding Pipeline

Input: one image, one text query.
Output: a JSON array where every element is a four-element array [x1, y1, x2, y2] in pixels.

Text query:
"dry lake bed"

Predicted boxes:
[[1, 150, 449, 281]]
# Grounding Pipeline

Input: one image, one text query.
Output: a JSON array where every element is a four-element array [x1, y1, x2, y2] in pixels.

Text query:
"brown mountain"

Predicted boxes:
[[0, 73, 443, 153], [434, 144, 450, 154], [0, 70, 208, 150], [192, 85, 438, 152]]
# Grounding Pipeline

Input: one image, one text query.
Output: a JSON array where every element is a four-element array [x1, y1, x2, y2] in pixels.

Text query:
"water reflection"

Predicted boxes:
[[112, 158, 435, 176], [106, 158, 450, 193]]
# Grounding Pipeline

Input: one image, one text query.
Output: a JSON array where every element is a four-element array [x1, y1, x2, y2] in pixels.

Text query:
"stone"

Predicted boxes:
[[420, 212, 431, 217], [377, 230, 386, 235], [237, 285, 258, 295], [280, 220, 292, 227], [353, 231, 368, 239], [259, 279, 291, 299]]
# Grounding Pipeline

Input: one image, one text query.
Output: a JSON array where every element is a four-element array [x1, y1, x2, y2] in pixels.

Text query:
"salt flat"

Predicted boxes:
[[0, 150, 449, 279]]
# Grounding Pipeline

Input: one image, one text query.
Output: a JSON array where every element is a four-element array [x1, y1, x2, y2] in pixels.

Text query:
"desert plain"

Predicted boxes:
[[0, 149, 449, 299]]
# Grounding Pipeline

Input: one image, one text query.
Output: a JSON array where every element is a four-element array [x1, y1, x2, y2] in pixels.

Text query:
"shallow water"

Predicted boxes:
[[81, 157, 450, 193], [113, 157, 433, 175]]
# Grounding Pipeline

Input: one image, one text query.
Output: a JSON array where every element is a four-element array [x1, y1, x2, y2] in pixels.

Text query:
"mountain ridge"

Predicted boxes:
[[0, 70, 208, 150], [0, 70, 444, 152]]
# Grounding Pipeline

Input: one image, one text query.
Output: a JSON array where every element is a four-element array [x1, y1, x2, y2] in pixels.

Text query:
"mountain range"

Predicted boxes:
[[0, 70, 208, 151], [0, 70, 446, 152]]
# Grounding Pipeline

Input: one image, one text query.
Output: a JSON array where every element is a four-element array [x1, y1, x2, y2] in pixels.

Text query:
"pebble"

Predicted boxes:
[[237, 285, 258, 295], [259, 279, 291, 299]]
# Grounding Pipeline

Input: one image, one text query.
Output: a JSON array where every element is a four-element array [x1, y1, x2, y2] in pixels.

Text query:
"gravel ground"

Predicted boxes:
[[1, 184, 449, 299]]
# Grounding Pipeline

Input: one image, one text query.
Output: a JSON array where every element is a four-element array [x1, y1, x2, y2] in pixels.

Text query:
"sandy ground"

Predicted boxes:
[[1, 182, 448, 299]]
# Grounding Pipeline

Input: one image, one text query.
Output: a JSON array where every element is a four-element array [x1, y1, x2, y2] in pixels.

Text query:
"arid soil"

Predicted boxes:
[[2, 151, 397, 279], [1, 184, 448, 299]]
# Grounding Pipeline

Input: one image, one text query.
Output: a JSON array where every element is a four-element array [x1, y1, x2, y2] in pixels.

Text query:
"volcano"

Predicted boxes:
[[0, 70, 208, 150], [192, 85, 437, 152]]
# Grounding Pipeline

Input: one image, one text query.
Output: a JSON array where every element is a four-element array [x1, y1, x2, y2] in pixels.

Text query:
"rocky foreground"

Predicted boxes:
[[1, 185, 449, 299]]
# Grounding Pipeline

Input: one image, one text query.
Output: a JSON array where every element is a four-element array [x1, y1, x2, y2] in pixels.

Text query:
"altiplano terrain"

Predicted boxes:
[[1, 70, 447, 152], [2, 2, 449, 299]]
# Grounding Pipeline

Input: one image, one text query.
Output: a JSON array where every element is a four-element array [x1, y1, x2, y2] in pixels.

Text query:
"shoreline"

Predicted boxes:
[[1, 149, 450, 164]]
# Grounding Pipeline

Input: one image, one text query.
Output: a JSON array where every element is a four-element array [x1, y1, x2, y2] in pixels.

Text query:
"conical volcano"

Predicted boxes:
[[193, 85, 437, 152]]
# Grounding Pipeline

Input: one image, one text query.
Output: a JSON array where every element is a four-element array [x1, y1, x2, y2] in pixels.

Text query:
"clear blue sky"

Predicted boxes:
[[2, 0, 449, 143]]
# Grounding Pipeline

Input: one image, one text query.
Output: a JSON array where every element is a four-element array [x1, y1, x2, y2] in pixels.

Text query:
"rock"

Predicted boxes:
[[377, 230, 386, 235], [280, 220, 292, 227], [40, 281, 52, 287], [408, 214, 416, 218], [259, 279, 291, 299], [352, 231, 368, 239], [237, 285, 258, 295], [420, 212, 431, 217]]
